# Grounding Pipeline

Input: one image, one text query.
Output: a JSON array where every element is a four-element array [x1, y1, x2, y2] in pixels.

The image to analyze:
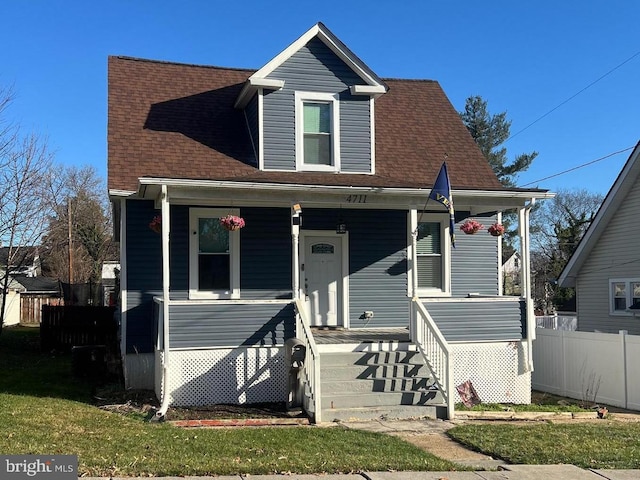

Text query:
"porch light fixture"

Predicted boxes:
[[336, 219, 347, 234]]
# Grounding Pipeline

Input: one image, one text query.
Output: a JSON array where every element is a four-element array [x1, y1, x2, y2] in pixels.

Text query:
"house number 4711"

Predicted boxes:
[[345, 195, 367, 204]]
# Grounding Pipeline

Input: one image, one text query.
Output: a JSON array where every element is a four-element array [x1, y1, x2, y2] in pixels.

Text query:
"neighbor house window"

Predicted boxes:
[[610, 279, 640, 314], [296, 91, 340, 171], [189, 208, 240, 299], [414, 214, 451, 296]]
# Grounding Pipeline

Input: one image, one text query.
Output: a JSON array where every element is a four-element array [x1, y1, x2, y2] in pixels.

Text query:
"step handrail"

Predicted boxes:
[[293, 298, 322, 423], [412, 298, 455, 419]]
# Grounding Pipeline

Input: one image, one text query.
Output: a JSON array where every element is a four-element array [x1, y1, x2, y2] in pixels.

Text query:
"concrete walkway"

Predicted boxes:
[[83, 470, 640, 479], [82, 415, 640, 479]]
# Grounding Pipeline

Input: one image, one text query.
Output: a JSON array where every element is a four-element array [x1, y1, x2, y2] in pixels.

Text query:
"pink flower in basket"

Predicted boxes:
[[220, 215, 245, 231], [488, 223, 505, 237], [149, 215, 162, 234], [460, 219, 483, 235]]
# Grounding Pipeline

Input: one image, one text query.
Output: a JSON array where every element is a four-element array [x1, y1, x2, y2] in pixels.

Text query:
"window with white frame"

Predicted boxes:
[[189, 208, 240, 299], [295, 92, 340, 171], [610, 279, 640, 314], [415, 215, 451, 296]]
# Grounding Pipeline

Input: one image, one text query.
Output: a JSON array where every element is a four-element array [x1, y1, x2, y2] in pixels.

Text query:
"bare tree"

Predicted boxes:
[[0, 103, 55, 330], [530, 188, 604, 313], [42, 165, 114, 287]]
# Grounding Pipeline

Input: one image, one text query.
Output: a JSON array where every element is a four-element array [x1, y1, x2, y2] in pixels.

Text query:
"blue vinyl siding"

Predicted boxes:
[[263, 90, 295, 170], [303, 208, 409, 328], [425, 299, 525, 342], [245, 94, 259, 165], [167, 206, 292, 300], [169, 302, 295, 349], [451, 214, 500, 297], [240, 208, 292, 299], [263, 38, 372, 173], [125, 199, 162, 353]]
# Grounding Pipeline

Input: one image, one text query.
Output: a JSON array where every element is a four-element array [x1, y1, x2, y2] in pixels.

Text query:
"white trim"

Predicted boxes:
[[299, 230, 350, 328], [119, 198, 128, 372], [349, 85, 387, 96], [412, 212, 452, 297], [109, 189, 136, 198], [234, 77, 285, 109], [560, 143, 640, 287], [158, 297, 291, 306], [295, 91, 341, 172], [609, 278, 640, 315], [138, 177, 554, 202], [497, 211, 503, 296], [257, 89, 265, 170], [188, 207, 241, 299], [249, 23, 385, 89], [370, 97, 376, 175]]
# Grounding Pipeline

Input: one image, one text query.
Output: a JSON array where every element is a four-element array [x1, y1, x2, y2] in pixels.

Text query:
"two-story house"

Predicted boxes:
[[108, 23, 552, 422]]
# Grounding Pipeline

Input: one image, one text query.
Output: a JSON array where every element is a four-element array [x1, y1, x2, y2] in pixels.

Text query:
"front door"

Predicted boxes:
[[302, 234, 343, 327]]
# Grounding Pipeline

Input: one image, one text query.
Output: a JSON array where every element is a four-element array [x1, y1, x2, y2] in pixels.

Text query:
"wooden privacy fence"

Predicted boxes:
[[532, 328, 640, 411], [21, 294, 63, 325], [41, 305, 117, 353]]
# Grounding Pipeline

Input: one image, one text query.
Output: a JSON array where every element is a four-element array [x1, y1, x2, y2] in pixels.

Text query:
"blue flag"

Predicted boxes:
[[429, 162, 456, 248]]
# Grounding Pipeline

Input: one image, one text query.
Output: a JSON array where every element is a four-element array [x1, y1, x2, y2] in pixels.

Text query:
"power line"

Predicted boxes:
[[520, 146, 635, 187], [506, 49, 640, 143]]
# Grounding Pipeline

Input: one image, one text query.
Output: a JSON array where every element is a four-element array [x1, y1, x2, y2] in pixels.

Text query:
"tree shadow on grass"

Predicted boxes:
[[0, 326, 109, 404]]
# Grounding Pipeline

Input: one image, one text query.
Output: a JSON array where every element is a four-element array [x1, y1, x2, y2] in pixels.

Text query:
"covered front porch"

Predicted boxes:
[[134, 178, 550, 422]]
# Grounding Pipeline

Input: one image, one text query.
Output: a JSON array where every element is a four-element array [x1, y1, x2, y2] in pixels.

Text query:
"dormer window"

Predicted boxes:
[[296, 92, 340, 171]]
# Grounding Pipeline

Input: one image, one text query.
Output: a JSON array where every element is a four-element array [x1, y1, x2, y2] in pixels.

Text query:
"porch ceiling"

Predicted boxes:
[[124, 177, 553, 212]]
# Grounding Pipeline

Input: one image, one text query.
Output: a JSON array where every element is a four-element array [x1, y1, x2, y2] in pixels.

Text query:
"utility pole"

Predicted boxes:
[[67, 197, 73, 305]]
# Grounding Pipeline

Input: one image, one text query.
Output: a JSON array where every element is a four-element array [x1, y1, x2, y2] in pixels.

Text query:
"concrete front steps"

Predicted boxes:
[[318, 345, 446, 422]]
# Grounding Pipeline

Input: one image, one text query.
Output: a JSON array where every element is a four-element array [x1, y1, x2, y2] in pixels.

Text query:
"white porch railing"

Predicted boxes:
[[294, 298, 322, 423], [411, 298, 454, 419]]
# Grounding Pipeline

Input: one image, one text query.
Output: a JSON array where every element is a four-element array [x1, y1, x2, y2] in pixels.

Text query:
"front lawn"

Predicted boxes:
[[0, 327, 457, 476], [448, 422, 640, 469]]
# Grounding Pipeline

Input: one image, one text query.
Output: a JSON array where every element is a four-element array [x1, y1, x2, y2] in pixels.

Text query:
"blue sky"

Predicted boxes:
[[2, 1, 639, 195]]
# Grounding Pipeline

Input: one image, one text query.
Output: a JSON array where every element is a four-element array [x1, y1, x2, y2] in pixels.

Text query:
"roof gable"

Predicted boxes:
[[559, 141, 640, 287], [234, 23, 387, 108]]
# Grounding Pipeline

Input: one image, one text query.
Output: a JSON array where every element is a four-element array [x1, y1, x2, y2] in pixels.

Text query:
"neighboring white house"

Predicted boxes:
[[559, 141, 640, 334], [1, 276, 24, 327], [503, 251, 521, 296]]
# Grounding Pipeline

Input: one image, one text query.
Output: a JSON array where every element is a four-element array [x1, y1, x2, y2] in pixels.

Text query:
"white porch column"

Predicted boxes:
[[409, 209, 418, 342], [156, 184, 171, 418], [161, 185, 170, 345], [291, 204, 302, 300], [518, 199, 536, 371]]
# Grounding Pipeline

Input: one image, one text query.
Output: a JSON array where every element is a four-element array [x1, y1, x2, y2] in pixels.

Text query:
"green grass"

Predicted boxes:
[[0, 327, 458, 476], [448, 422, 640, 469], [455, 390, 595, 413]]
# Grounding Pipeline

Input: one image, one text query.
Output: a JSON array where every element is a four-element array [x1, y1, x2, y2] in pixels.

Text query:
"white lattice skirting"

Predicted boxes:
[[450, 341, 531, 404], [155, 347, 288, 407]]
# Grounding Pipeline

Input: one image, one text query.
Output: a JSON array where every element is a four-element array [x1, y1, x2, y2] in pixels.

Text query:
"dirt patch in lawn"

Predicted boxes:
[[93, 385, 306, 421]]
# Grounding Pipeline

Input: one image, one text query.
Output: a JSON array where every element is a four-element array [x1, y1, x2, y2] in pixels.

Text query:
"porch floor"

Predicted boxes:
[[311, 327, 410, 344]]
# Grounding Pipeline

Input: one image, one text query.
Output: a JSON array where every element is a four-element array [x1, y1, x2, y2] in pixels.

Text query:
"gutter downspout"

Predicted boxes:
[[154, 185, 171, 420], [519, 199, 536, 372]]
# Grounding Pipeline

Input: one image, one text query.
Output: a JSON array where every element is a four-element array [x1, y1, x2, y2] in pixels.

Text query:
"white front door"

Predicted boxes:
[[302, 234, 343, 327]]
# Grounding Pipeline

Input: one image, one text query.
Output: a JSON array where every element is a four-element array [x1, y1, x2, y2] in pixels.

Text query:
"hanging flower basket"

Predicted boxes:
[[149, 215, 162, 234], [488, 222, 505, 237], [460, 219, 483, 235], [220, 215, 245, 231]]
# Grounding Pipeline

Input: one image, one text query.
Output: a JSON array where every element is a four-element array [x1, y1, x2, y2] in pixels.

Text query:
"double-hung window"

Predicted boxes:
[[189, 208, 240, 299], [610, 278, 640, 314], [413, 214, 451, 296], [295, 92, 340, 171]]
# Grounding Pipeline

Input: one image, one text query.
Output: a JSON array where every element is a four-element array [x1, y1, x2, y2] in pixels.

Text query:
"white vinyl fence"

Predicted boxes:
[[535, 312, 577, 331], [532, 329, 640, 411]]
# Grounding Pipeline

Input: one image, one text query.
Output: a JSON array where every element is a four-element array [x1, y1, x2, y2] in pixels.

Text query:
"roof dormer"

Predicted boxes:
[[234, 23, 387, 174]]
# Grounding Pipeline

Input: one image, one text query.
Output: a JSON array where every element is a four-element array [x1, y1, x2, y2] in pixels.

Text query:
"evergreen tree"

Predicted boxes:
[[460, 96, 537, 187]]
